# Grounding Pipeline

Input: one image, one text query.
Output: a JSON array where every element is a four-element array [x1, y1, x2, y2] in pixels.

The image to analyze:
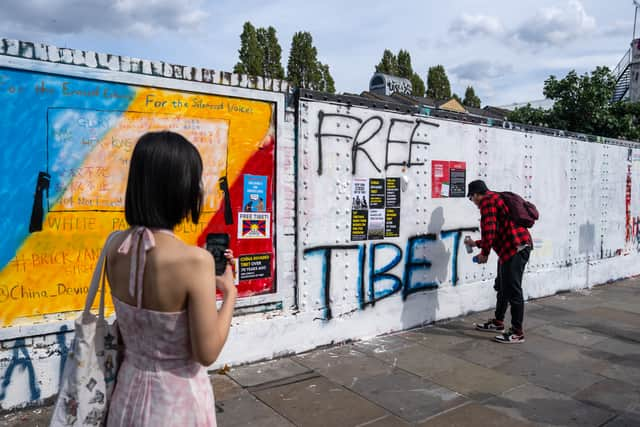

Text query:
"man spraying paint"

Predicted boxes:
[[464, 180, 533, 343]]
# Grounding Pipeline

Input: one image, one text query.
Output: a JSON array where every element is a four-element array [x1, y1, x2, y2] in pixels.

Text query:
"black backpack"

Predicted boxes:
[[500, 192, 539, 228]]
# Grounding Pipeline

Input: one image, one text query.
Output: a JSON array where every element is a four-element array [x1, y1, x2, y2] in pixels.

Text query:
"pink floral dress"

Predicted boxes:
[[107, 227, 217, 426]]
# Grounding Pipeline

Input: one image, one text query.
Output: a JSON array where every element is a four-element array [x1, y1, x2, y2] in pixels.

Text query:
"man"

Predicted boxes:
[[464, 180, 532, 343]]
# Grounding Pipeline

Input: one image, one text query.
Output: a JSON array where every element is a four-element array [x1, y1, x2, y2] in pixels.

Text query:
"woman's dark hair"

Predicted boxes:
[[125, 131, 203, 229]]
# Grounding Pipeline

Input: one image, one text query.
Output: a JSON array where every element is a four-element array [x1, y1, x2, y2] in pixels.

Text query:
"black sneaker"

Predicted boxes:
[[474, 319, 505, 332], [494, 330, 525, 344]]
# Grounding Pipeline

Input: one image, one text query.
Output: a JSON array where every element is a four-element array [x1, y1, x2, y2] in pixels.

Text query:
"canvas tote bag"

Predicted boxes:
[[50, 232, 120, 426]]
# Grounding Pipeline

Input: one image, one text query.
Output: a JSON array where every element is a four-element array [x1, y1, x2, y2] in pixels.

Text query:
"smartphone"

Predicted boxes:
[[206, 233, 230, 276]]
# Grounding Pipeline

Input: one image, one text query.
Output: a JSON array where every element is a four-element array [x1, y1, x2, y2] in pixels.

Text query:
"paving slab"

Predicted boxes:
[[574, 378, 640, 419], [534, 293, 607, 312], [579, 307, 640, 328], [226, 358, 311, 387], [526, 323, 610, 348], [211, 373, 247, 401], [1, 407, 52, 427], [293, 345, 393, 388], [500, 351, 604, 395], [355, 414, 411, 426], [418, 402, 535, 427], [365, 342, 471, 378], [350, 369, 467, 423], [598, 360, 640, 387], [485, 383, 615, 427], [401, 326, 473, 351], [427, 358, 526, 401], [525, 304, 581, 324], [353, 333, 417, 358], [216, 392, 296, 427], [253, 377, 389, 427], [444, 335, 527, 369], [593, 337, 640, 357], [516, 334, 609, 374], [603, 414, 640, 427]]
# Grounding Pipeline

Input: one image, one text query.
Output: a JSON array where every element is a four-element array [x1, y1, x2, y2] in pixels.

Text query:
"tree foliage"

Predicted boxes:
[[426, 65, 451, 100], [233, 22, 263, 76], [374, 49, 425, 96], [463, 86, 481, 108], [234, 22, 285, 79], [375, 49, 398, 75], [287, 31, 335, 93], [507, 66, 640, 140], [257, 26, 285, 79]]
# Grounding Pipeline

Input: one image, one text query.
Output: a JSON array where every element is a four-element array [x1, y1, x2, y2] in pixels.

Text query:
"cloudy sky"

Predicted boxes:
[[1, 0, 633, 105]]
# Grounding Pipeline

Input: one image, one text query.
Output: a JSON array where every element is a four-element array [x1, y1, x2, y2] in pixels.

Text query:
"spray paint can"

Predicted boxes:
[[472, 255, 479, 263], [464, 236, 474, 254]]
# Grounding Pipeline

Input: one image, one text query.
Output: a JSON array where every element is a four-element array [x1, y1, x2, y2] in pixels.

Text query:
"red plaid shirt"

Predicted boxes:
[[475, 191, 532, 264]]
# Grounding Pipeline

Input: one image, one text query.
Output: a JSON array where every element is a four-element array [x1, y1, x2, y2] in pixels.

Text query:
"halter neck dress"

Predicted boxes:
[[107, 227, 217, 426]]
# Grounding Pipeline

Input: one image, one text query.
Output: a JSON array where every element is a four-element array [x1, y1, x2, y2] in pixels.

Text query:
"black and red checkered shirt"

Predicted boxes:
[[475, 191, 532, 264]]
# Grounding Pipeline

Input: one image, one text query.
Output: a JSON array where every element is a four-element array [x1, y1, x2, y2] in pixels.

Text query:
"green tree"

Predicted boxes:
[[452, 93, 462, 104], [375, 49, 398, 75], [234, 22, 263, 76], [287, 31, 335, 92], [410, 72, 425, 97], [257, 26, 285, 79], [507, 66, 640, 140], [396, 50, 413, 78], [463, 86, 481, 108], [507, 104, 550, 127], [317, 62, 336, 93], [426, 65, 452, 100]]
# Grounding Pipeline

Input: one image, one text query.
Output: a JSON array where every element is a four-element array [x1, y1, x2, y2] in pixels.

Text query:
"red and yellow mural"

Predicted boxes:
[[0, 68, 277, 326]]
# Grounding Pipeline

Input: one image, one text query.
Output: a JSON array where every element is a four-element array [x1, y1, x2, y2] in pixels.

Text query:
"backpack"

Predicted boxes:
[[500, 192, 539, 228]]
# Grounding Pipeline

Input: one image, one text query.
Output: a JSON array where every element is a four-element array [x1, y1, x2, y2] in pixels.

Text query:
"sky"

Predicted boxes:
[[1, 0, 634, 106]]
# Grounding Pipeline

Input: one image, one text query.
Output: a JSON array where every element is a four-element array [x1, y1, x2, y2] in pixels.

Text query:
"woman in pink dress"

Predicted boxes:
[[105, 131, 237, 426]]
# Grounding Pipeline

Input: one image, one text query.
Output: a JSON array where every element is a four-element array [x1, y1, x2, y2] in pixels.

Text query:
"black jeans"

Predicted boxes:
[[494, 247, 531, 334]]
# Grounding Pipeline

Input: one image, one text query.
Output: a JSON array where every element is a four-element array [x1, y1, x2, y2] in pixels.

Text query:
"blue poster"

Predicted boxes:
[[243, 175, 268, 212]]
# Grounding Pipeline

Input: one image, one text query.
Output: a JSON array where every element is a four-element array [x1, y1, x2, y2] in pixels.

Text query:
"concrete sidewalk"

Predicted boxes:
[[5, 278, 640, 426]]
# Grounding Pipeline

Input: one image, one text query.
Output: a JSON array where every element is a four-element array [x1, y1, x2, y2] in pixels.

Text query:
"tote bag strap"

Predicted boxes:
[[83, 231, 120, 316]]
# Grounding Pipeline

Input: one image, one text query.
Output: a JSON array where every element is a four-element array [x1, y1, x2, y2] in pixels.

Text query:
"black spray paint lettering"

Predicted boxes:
[[304, 227, 478, 320], [315, 111, 439, 176]]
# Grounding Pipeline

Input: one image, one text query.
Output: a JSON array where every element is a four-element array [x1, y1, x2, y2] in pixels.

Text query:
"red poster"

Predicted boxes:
[[432, 160, 466, 198]]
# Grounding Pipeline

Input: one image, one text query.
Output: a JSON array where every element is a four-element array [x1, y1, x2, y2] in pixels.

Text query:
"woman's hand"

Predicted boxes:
[[215, 250, 237, 295]]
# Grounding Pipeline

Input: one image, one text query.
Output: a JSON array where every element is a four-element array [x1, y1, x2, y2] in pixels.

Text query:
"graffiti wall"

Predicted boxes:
[[0, 65, 279, 327], [2, 39, 640, 411], [293, 97, 640, 326]]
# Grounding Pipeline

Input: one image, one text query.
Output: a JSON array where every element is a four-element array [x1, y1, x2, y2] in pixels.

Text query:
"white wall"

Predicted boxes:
[[2, 40, 640, 411]]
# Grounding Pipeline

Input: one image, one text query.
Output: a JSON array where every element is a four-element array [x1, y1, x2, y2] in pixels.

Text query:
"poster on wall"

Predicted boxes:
[[351, 209, 368, 241], [243, 175, 268, 212], [432, 161, 467, 198], [238, 253, 272, 281], [351, 177, 402, 241], [368, 209, 385, 240], [352, 178, 369, 209], [238, 212, 271, 239], [369, 178, 385, 209], [385, 177, 401, 207], [385, 207, 400, 237]]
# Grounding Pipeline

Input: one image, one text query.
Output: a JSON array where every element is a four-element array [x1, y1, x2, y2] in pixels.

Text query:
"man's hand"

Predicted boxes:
[[476, 254, 488, 264]]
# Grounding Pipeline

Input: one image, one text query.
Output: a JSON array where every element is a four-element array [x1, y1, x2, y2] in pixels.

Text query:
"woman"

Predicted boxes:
[[105, 131, 236, 426]]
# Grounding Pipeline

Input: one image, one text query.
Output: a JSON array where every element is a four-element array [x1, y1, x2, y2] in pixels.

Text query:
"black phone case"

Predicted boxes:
[[206, 233, 230, 275]]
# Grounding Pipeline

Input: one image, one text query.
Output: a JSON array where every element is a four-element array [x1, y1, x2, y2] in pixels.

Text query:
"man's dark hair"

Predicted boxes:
[[125, 131, 203, 229]]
